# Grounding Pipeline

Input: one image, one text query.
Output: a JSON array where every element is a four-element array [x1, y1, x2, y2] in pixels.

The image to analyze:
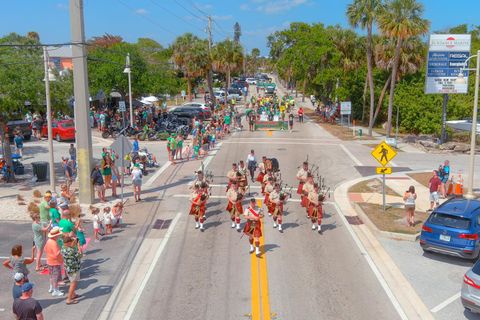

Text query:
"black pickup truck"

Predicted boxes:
[[6, 118, 32, 141]]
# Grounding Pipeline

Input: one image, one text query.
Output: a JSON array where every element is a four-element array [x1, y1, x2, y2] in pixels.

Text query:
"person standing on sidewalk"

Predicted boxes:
[[438, 160, 450, 198], [14, 131, 24, 157], [61, 236, 82, 305], [403, 186, 417, 226], [44, 227, 64, 297], [12, 282, 44, 320], [131, 163, 143, 202], [428, 171, 441, 212]]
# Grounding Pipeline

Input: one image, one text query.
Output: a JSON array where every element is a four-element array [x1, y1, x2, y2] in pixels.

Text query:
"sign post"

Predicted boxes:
[[340, 101, 352, 127], [371, 141, 397, 211]]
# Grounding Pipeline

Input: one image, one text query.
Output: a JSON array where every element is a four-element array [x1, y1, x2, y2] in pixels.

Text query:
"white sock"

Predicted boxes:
[[312, 224, 316, 230]]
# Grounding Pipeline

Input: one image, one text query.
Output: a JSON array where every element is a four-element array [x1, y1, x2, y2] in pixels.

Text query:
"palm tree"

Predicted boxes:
[[212, 39, 243, 88], [378, 0, 429, 136], [172, 33, 209, 101], [347, 0, 382, 136], [373, 36, 425, 124]]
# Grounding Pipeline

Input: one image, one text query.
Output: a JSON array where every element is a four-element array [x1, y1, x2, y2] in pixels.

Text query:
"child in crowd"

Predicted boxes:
[[91, 207, 102, 243], [112, 202, 124, 227], [103, 207, 113, 235], [74, 217, 86, 254], [2, 244, 35, 282]]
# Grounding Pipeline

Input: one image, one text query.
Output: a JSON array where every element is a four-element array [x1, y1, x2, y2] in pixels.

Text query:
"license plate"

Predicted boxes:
[[440, 234, 451, 242]]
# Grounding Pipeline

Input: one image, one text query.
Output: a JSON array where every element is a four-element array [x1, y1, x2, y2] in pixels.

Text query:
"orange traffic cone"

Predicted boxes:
[[454, 172, 464, 196]]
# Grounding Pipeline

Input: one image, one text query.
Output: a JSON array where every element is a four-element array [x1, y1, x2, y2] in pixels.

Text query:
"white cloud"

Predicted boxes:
[[255, 0, 307, 14], [135, 8, 148, 15], [240, 4, 249, 11], [195, 3, 213, 10], [212, 15, 233, 21]]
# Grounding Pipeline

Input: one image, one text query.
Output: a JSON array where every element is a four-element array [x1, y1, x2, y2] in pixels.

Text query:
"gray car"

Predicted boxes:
[[461, 259, 480, 313]]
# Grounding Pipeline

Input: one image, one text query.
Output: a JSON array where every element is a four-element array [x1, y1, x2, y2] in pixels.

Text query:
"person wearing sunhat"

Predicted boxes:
[[12, 282, 44, 320], [44, 226, 64, 297]]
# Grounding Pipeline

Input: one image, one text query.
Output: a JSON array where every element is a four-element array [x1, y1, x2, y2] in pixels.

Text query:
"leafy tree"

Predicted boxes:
[[234, 22, 242, 44], [212, 39, 243, 88], [172, 33, 209, 100], [377, 0, 429, 136], [347, 0, 382, 136]]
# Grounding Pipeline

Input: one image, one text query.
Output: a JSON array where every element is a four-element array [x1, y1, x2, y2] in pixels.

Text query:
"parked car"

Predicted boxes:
[[462, 259, 480, 313], [182, 102, 209, 111], [169, 106, 210, 121], [6, 118, 32, 141], [41, 120, 76, 142], [265, 86, 276, 96], [227, 88, 243, 102], [213, 90, 226, 103], [420, 198, 480, 260], [246, 78, 257, 85]]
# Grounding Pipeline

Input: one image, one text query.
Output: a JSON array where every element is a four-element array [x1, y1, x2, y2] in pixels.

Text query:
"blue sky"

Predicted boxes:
[[0, 0, 478, 55]]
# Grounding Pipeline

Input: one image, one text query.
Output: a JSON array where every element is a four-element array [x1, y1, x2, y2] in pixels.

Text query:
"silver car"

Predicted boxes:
[[461, 260, 480, 313]]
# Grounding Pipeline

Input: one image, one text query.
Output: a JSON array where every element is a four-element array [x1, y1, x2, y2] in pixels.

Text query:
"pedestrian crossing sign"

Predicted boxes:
[[376, 167, 392, 174], [371, 141, 397, 167]]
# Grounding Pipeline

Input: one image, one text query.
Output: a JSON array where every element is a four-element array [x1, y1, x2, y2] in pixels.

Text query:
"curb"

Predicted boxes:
[[352, 202, 420, 242], [334, 173, 434, 320]]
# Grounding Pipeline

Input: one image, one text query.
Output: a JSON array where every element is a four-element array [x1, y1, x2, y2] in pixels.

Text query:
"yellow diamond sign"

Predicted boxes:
[[376, 167, 392, 174], [371, 141, 397, 167]]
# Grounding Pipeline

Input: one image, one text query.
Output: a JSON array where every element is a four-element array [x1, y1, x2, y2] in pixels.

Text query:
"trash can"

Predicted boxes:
[[14, 163, 24, 175], [357, 129, 363, 137], [32, 161, 48, 182]]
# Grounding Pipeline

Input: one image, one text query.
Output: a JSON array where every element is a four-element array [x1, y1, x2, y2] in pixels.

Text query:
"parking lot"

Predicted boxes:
[[379, 237, 480, 319]]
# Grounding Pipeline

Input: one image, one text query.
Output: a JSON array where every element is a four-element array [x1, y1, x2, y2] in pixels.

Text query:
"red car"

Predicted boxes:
[[41, 120, 76, 142]]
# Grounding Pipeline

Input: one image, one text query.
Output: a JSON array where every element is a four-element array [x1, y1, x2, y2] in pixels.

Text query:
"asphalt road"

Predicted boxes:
[[122, 118, 401, 320]]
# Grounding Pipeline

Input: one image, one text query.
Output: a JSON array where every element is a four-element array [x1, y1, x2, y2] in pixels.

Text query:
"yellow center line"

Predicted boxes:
[[259, 219, 271, 320], [251, 200, 271, 320]]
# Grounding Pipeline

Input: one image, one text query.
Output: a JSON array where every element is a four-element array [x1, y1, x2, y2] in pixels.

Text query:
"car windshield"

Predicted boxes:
[[429, 212, 471, 230], [60, 121, 74, 128]]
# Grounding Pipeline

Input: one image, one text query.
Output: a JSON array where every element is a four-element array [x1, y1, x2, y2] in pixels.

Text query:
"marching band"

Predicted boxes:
[[188, 153, 329, 255]]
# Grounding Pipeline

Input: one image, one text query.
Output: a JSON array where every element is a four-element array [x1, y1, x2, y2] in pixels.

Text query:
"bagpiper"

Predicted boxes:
[[264, 177, 274, 216], [301, 174, 314, 214], [296, 161, 309, 200], [189, 185, 208, 231], [226, 163, 238, 191], [243, 198, 263, 256], [256, 156, 267, 187], [308, 183, 324, 233], [268, 183, 288, 232], [226, 183, 243, 231], [237, 162, 249, 195]]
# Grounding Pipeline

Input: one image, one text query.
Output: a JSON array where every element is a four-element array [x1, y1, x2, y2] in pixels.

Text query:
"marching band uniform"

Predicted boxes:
[[296, 163, 309, 195], [256, 158, 267, 185], [189, 188, 207, 231], [226, 164, 238, 191], [308, 186, 324, 233], [301, 179, 314, 211], [237, 167, 248, 195], [264, 179, 274, 215], [262, 171, 273, 195], [268, 186, 286, 232], [226, 184, 242, 231], [243, 200, 263, 256]]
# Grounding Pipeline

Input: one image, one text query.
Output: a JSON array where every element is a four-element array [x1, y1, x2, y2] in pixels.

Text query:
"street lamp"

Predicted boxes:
[[123, 53, 133, 128], [456, 49, 480, 199], [43, 47, 56, 192]]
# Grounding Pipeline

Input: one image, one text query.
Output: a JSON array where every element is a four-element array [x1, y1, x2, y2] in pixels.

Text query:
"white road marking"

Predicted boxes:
[[332, 202, 408, 320], [430, 292, 461, 313], [0, 308, 4, 312], [222, 141, 337, 146], [171, 194, 333, 204], [124, 211, 182, 320], [339, 144, 363, 166], [144, 161, 171, 187], [196, 142, 223, 172]]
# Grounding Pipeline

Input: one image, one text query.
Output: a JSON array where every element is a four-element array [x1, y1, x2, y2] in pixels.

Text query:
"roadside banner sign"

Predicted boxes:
[[371, 141, 397, 167], [425, 34, 471, 94], [340, 101, 352, 115], [376, 167, 392, 175], [118, 100, 126, 112]]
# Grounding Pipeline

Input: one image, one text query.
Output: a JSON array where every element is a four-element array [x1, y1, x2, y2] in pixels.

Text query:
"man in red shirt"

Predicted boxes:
[[297, 107, 304, 123], [428, 170, 441, 211]]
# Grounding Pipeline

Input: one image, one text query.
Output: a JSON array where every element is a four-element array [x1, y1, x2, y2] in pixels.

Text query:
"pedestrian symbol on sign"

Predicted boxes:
[[371, 141, 397, 167]]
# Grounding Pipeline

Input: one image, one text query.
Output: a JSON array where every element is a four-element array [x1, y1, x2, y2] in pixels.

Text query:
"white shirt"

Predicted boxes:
[[104, 212, 112, 225], [132, 168, 142, 181], [93, 214, 100, 229], [246, 154, 256, 165]]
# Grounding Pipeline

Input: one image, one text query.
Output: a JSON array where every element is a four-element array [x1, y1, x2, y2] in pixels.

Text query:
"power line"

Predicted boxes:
[[172, 0, 207, 21], [149, 0, 205, 33], [115, 0, 177, 37], [186, 0, 209, 16], [213, 20, 232, 39]]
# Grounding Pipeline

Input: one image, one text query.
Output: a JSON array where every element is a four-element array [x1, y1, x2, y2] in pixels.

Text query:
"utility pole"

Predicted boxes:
[[43, 47, 56, 192], [70, 0, 93, 204], [206, 16, 215, 104]]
